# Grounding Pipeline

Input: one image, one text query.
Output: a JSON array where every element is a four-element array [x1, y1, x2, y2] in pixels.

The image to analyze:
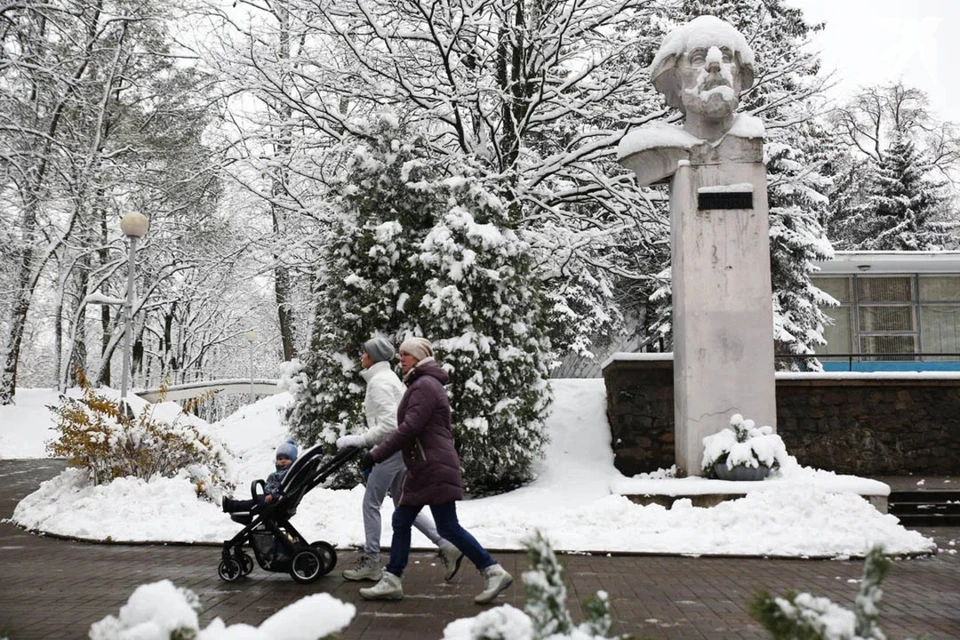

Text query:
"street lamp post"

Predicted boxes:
[[119, 212, 149, 417], [244, 329, 259, 404]]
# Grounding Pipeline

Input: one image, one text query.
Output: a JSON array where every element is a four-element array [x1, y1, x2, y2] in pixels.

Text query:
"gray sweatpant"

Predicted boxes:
[[362, 450, 446, 558]]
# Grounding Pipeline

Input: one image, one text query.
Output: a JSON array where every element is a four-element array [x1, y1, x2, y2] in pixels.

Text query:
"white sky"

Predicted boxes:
[[791, 0, 960, 124]]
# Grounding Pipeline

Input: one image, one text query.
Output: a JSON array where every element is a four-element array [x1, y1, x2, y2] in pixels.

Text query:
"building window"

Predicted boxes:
[[811, 274, 960, 361], [919, 276, 960, 361]]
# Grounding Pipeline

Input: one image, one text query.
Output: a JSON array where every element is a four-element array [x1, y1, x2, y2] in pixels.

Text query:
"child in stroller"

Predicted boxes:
[[222, 439, 298, 513], [218, 441, 361, 584]]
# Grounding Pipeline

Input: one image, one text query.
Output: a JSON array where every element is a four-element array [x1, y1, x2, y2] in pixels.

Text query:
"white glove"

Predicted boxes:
[[337, 434, 364, 449]]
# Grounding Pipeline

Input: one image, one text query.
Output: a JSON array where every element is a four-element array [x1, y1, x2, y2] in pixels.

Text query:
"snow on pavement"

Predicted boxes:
[[5, 381, 936, 557]]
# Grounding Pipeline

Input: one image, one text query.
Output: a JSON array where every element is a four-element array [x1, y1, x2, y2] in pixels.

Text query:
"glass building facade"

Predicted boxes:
[[811, 253, 960, 371]]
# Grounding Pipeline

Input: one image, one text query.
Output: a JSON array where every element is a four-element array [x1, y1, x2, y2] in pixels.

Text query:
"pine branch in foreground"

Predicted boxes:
[[748, 545, 921, 640], [523, 530, 575, 638]]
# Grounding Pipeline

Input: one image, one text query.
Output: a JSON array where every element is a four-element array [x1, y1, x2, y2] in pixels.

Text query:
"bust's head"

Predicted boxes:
[[650, 16, 755, 139]]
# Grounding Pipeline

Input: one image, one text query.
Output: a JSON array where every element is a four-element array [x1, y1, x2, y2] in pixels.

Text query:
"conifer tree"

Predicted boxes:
[[862, 132, 951, 251], [824, 154, 878, 250], [283, 115, 436, 486], [523, 530, 574, 637], [767, 116, 837, 370], [285, 115, 551, 494], [828, 82, 958, 252], [419, 182, 553, 494]]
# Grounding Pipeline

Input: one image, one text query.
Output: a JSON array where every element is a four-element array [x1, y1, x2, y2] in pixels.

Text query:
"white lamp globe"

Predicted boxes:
[[120, 212, 149, 238]]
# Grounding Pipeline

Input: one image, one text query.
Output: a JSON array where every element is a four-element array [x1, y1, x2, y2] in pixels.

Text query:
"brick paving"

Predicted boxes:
[[1, 459, 958, 640]]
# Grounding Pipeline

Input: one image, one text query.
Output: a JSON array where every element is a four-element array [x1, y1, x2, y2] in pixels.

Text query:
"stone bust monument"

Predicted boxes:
[[615, 15, 777, 477], [619, 15, 763, 185]]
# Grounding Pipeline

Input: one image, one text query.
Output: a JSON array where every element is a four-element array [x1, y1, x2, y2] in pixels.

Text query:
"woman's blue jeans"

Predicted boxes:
[[385, 502, 495, 578]]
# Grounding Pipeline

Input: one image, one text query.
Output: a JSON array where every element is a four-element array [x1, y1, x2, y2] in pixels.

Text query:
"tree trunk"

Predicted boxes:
[[98, 202, 112, 385], [0, 192, 44, 404], [275, 256, 298, 361], [98, 305, 112, 386], [92, 314, 122, 386], [0, 289, 31, 404], [272, 0, 298, 362], [53, 258, 65, 391], [71, 321, 87, 387]]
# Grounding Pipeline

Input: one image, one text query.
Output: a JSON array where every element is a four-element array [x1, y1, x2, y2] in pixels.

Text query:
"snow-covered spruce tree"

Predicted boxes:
[[824, 152, 879, 250], [284, 115, 440, 486], [748, 546, 895, 640], [420, 179, 552, 495], [861, 132, 952, 251], [285, 115, 551, 495], [827, 82, 959, 252], [767, 114, 837, 371]]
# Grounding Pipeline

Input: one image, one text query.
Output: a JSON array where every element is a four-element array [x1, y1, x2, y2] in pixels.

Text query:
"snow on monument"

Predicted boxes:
[[617, 15, 777, 477]]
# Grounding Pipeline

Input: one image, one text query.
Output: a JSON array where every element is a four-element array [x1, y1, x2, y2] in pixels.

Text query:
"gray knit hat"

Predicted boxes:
[[276, 439, 298, 462], [363, 337, 395, 363]]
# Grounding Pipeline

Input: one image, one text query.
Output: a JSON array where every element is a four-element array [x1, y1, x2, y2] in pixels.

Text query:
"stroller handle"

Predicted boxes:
[[297, 445, 365, 496], [250, 478, 267, 501]]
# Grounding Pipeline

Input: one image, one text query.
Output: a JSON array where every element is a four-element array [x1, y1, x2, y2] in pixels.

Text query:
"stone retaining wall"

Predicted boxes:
[[603, 357, 960, 477]]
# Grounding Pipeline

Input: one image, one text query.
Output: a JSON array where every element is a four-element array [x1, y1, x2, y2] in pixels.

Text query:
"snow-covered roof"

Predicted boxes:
[[814, 251, 960, 275]]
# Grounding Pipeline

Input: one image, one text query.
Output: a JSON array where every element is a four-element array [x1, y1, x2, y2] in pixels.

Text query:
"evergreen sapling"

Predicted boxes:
[[748, 546, 914, 640]]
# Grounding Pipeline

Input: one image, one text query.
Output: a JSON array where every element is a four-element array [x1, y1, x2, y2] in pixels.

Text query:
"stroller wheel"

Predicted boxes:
[[218, 558, 243, 582], [239, 552, 254, 576], [310, 541, 337, 575], [289, 549, 323, 584]]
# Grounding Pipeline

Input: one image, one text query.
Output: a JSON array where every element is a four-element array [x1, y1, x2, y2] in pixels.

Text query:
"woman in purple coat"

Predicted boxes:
[[358, 337, 513, 604]]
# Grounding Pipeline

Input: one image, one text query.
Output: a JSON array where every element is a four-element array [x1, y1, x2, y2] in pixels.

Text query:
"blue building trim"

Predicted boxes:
[[821, 360, 960, 372]]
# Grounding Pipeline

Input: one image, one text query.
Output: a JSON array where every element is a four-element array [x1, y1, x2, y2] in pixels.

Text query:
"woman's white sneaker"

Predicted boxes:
[[474, 564, 513, 604], [342, 555, 382, 582], [359, 571, 403, 600], [438, 543, 465, 581]]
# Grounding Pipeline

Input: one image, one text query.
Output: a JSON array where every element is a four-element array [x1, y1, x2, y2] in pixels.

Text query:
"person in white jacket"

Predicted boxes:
[[336, 336, 464, 582]]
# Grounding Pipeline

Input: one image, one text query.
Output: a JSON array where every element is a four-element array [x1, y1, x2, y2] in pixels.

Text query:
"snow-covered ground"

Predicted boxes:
[[2, 381, 938, 557]]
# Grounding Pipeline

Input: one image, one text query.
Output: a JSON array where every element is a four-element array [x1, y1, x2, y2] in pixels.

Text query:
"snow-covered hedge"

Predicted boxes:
[[47, 378, 232, 501]]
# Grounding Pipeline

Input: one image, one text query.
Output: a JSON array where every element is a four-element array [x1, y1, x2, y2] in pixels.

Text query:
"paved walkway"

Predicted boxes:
[[1, 459, 958, 640]]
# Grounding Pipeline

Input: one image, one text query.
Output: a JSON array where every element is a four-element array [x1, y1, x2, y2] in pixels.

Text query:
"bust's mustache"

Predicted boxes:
[[699, 72, 731, 93]]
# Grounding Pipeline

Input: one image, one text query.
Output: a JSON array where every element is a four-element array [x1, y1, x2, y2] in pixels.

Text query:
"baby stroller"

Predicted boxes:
[[218, 444, 362, 584]]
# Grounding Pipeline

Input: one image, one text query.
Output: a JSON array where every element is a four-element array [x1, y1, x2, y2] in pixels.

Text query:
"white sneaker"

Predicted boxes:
[[474, 564, 513, 604], [342, 555, 382, 582], [438, 542, 464, 581], [359, 571, 403, 600]]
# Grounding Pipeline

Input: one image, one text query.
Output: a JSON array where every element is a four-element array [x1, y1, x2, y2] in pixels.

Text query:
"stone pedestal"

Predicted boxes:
[[670, 136, 776, 476]]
